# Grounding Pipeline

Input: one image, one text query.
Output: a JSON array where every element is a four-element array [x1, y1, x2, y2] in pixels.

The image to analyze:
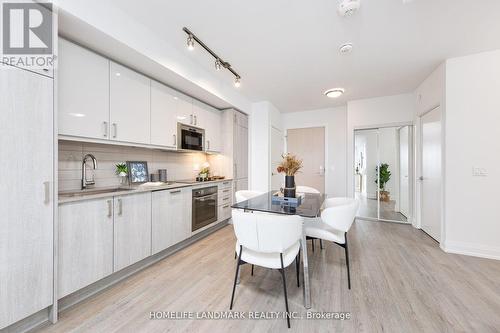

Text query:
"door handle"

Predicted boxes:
[[173, 134, 176, 146], [103, 121, 108, 137], [190, 114, 193, 125], [112, 123, 117, 138], [43, 181, 50, 204], [194, 115, 197, 125], [419, 176, 424, 181], [117, 198, 123, 215], [107, 200, 112, 218], [207, 140, 210, 151], [170, 190, 181, 194]]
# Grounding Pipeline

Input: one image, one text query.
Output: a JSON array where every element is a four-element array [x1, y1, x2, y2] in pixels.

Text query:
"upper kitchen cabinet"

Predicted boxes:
[[58, 39, 110, 139], [176, 93, 194, 126], [110, 62, 151, 144], [151, 81, 179, 148], [203, 106, 222, 153]]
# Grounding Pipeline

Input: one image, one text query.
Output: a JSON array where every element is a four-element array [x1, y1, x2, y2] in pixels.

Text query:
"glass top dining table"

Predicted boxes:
[[231, 190, 326, 309], [231, 191, 326, 218]]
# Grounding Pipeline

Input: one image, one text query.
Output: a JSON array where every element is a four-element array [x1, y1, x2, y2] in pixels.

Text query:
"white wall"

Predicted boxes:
[[249, 101, 282, 192], [347, 94, 415, 198], [443, 50, 500, 259], [281, 107, 347, 197]]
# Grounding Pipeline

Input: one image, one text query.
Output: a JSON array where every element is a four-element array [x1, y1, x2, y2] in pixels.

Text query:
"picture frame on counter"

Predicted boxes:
[[126, 161, 149, 184]]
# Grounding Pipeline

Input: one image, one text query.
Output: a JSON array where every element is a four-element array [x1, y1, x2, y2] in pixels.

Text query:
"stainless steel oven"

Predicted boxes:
[[192, 186, 218, 232], [178, 123, 204, 151]]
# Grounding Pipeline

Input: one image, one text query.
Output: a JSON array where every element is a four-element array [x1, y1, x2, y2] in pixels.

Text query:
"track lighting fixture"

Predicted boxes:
[[187, 34, 195, 50], [215, 58, 222, 71], [183, 27, 242, 88]]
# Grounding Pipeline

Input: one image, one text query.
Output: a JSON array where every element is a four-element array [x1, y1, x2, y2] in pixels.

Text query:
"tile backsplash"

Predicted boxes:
[[58, 140, 211, 191]]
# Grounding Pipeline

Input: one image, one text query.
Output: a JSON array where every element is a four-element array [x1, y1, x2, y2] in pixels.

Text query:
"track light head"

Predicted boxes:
[[234, 76, 241, 88], [187, 34, 195, 50], [215, 58, 222, 71]]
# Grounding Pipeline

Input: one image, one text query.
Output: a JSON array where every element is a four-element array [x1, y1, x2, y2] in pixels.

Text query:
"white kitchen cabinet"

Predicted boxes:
[[151, 81, 179, 148], [58, 39, 110, 139], [204, 107, 222, 153], [114, 193, 152, 272], [0, 66, 53, 329], [234, 122, 249, 179], [152, 188, 192, 254], [191, 99, 206, 128], [58, 199, 114, 298], [176, 93, 194, 126], [110, 62, 151, 144]]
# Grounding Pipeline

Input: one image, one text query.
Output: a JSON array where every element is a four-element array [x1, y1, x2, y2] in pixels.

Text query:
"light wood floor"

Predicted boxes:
[[38, 220, 500, 333]]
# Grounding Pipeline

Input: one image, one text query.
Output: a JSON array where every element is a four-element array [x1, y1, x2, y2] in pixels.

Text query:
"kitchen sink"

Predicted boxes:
[[59, 187, 135, 198]]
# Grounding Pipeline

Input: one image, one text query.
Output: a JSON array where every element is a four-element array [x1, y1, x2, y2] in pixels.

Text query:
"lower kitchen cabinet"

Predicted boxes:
[[58, 198, 114, 298], [152, 188, 192, 254], [114, 193, 152, 272]]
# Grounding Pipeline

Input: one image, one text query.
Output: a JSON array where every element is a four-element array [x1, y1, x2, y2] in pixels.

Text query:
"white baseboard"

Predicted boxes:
[[442, 241, 500, 261]]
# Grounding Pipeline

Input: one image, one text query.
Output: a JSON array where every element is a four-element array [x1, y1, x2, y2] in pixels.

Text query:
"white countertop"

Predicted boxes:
[[58, 178, 232, 204]]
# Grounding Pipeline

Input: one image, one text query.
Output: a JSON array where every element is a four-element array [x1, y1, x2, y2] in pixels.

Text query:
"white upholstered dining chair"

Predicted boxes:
[[304, 198, 359, 289], [235, 190, 264, 203], [230, 209, 303, 328]]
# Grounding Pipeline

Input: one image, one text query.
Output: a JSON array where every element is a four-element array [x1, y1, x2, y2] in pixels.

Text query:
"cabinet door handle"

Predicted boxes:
[[223, 189, 229, 193], [107, 200, 112, 218], [194, 115, 197, 125], [103, 121, 108, 137], [43, 181, 50, 204], [118, 198, 123, 216], [173, 134, 176, 146], [223, 204, 230, 208], [190, 114, 193, 125], [170, 190, 181, 194], [234, 164, 237, 178], [207, 140, 210, 151], [112, 123, 117, 138]]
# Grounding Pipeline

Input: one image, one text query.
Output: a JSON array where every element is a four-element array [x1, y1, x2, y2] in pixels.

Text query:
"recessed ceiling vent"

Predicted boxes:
[[338, 0, 361, 17]]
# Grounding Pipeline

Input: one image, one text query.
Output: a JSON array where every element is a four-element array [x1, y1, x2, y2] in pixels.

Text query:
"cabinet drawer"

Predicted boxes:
[[218, 192, 232, 206], [218, 180, 232, 190], [218, 203, 232, 222]]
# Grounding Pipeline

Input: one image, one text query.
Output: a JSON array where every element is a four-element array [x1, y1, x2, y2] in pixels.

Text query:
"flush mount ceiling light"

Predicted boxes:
[[324, 88, 345, 98], [339, 43, 353, 54], [338, 0, 361, 17], [183, 27, 242, 88]]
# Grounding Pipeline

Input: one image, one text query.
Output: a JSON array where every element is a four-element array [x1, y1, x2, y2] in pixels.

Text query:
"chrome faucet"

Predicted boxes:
[[82, 154, 98, 189]]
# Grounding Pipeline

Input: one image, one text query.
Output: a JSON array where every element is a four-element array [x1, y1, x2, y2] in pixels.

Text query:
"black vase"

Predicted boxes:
[[284, 175, 296, 198]]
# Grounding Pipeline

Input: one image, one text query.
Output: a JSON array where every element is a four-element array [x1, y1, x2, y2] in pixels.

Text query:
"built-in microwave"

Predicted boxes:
[[178, 123, 204, 151]]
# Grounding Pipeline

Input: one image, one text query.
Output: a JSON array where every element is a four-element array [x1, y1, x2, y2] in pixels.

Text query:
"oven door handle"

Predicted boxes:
[[194, 194, 217, 202]]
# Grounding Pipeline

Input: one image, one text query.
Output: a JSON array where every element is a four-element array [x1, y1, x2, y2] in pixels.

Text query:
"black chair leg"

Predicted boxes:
[[295, 250, 300, 287], [344, 233, 351, 290], [230, 246, 243, 309], [280, 253, 291, 328], [251, 264, 254, 276], [320, 239, 323, 250]]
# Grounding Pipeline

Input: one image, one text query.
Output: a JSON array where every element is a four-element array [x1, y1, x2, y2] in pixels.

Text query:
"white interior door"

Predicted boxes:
[[270, 126, 284, 190], [421, 107, 442, 241], [399, 126, 410, 217], [286, 127, 325, 193]]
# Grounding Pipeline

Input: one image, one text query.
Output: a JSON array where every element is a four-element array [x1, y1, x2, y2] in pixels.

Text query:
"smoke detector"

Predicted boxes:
[[338, 0, 361, 17], [339, 43, 353, 54]]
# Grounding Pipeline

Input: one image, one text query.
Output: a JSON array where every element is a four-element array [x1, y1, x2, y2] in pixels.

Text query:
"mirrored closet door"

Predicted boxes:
[[354, 125, 412, 223]]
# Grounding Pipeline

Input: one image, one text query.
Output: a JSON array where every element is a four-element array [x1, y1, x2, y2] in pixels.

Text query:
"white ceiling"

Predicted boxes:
[[111, 0, 500, 113]]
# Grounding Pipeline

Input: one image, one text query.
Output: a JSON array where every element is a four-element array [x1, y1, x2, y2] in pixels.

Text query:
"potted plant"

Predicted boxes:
[[276, 153, 303, 198], [375, 163, 391, 202], [199, 166, 210, 179], [115, 163, 128, 177]]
